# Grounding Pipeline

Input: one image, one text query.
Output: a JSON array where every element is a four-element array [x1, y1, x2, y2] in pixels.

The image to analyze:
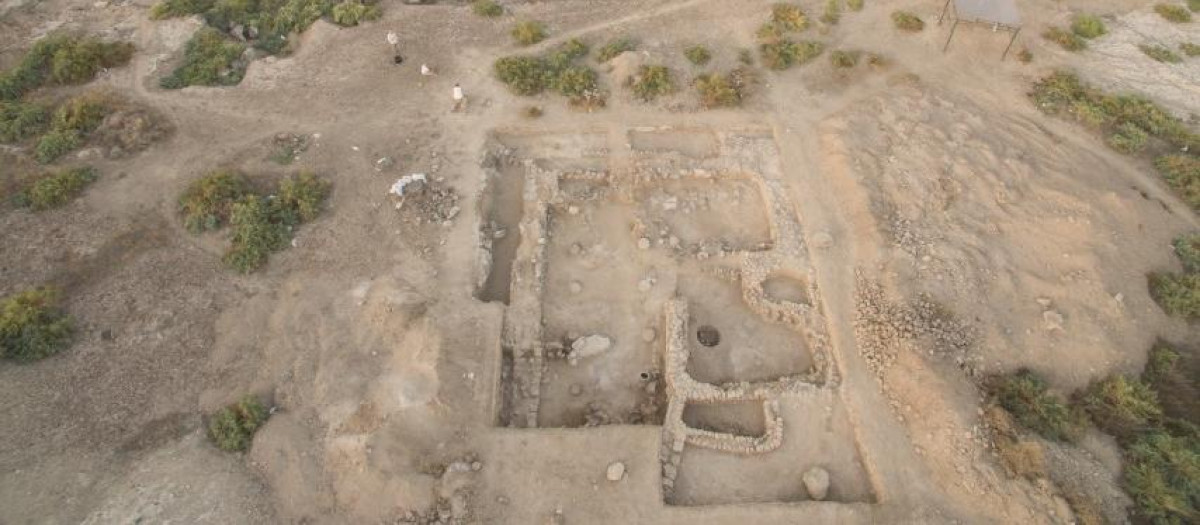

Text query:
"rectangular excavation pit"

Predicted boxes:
[[476, 159, 526, 304], [667, 396, 876, 506], [495, 130, 608, 160], [682, 401, 766, 437], [536, 198, 675, 427], [629, 128, 719, 159], [679, 274, 813, 385], [635, 178, 773, 254]]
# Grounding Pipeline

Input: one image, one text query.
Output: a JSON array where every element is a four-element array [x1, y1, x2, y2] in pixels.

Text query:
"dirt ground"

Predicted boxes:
[[1, 0, 1198, 523]]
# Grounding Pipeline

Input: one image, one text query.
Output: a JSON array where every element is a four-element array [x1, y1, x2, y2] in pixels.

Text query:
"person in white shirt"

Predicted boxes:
[[452, 83, 465, 111], [421, 63, 433, 76], [386, 31, 402, 65]]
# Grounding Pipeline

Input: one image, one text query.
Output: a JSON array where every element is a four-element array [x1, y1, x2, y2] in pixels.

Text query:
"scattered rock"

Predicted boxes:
[[641, 327, 656, 343], [375, 156, 395, 171], [1043, 310, 1064, 331], [569, 335, 612, 365], [606, 461, 626, 482], [811, 231, 834, 249], [569, 281, 583, 294], [568, 384, 582, 396], [802, 467, 830, 500], [1035, 297, 1052, 308], [637, 237, 651, 250]]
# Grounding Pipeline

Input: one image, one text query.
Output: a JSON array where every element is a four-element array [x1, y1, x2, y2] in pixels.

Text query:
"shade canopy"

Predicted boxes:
[[953, 0, 1020, 27]]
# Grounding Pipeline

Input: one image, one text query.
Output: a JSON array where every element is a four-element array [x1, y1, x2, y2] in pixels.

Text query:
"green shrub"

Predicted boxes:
[[992, 369, 1082, 441], [34, 130, 81, 164], [274, 171, 330, 224], [551, 65, 598, 99], [150, 0, 215, 19], [1017, 48, 1033, 63], [546, 38, 588, 69], [1155, 3, 1193, 23], [830, 49, 861, 68], [630, 65, 673, 101], [684, 45, 711, 66], [847, 0, 863, 11], [17, 166, 98, 210], [738, 48, 754, 65], [1191, 0, 1199, 12], [1182, 42, 1200, 56], [1155, 155, 1200, 209], [53, 93, 111, 134], [1109, 122, 1150, 153], [0, 288, 72, 362], [160, 27, 246, 89], [1122, 431, 1199, 524], [1173, 233, 1200, 273], [0, 34, 134, 101], [472, 0, 502, 17], [331, 1, 380, 27], [596, 37, 635, 62], [760, 39, 823, 70], [207, 395, 268, 452], [1077, 375, 1163, 441], [1142, 342, 1200, 425], [770, 3, 809, 32], [1072, 14, 1107, 39], [224, 195, 290, 272], [695, 68, 753, 109], [1044, 27, 1086, 51], [511, 20, 547, 46], [494, 56, 549, 95], [0, 101, 50, 143], [179, 169, 251, 233], [821, 0, 841, 25], [892, 11, 924, 32], [1149, 272, 1200, 318], [1141, 44, 1183, 63]]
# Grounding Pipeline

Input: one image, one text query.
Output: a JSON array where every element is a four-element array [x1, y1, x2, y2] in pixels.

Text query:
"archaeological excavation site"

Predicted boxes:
[[2, 0, 1198, 524]]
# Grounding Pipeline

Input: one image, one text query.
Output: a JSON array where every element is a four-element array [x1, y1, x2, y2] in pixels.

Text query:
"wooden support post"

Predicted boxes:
[[943, 19, 959, 53], [1001, 26, 1021, 60], [938, 0, 953, 24]]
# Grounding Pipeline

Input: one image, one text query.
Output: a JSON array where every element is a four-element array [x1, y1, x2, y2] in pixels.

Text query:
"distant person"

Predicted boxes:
[[421, 63, 434, 76], [387, 31, 403, 65], [452, 83, 465, 111]]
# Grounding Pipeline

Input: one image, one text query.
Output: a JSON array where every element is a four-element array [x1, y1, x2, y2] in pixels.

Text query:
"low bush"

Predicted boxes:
[[495, 42, 599, 103], [150, 0, 214, 19], [1141, 44, 1183, 63], [1122, 431, 1199, 524], [1155, 155, 1200, 209], [1076, 374, 1162, 441], [511, 20, 547, 46], [1191, 0, 1199, 12], [847, 0, 863, 12], [1172, 233, 1200, 273], [1182, 42, 1200, 56], [830, 49, 860, 68], [984, 405, 1048, 480], [53, 92, 111, 135], [892, 11, 924, 32], [629, 65, 673, 101], [16, 166, 98, 210], [738, 48, 754, 65], [1071, 14, 1107, 39], [1108, 122, 1150, 153], [1142, 342, 1199, 424], [1017, 48, 1034, 63], [990, 368, 1082, 442], [1029, 72, 1200, 155], [160, 27, 247, 89], [1149, 272, 1200, 318], [596, 37, 635, 62], [34, 130, 81, 164], [178, 169, 251, 233], [684, 45, 711, 66], [760, 40, 823, 70], [331, 1, 381, 27], [471, 0, 503, 17], [0, 101, 50, 143], [695, 68, 752, 108], [0, 34, 134, 101], [207, 395, 269, 452], [275, 171, 330, 224], [0, 288, 73, 362], [1155, 3, 1192, 23], [821, 0, 841, 25], [770, 3, 809, 32], [224, 195, 291, 272], [1044, 27, 1086, 51]]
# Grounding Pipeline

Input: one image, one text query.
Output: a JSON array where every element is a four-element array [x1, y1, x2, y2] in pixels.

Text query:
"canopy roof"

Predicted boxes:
[[954, 0, 1020, 26]]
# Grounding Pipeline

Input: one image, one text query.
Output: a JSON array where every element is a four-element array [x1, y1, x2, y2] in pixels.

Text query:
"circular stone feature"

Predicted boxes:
[[696, 325, 720, 347]]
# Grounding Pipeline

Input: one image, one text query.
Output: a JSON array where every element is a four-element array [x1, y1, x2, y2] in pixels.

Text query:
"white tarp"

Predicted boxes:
[[953, 0, 1020, 26]]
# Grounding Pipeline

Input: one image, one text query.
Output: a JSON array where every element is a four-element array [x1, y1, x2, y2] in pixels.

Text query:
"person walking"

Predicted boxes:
[[386, 31, 403, 64], [452, 83, 465, 112]]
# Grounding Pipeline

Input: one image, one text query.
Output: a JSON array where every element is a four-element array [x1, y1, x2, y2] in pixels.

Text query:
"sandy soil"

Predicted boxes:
[[1, 0, 1198, 523]]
